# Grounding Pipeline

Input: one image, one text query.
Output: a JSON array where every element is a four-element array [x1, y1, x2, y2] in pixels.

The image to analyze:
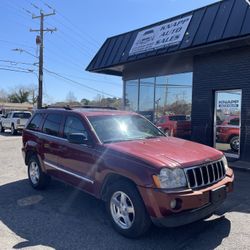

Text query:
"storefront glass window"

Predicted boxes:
[[125, 72, 193, 127], [155, 73, 192, 119], [139, 78, 155, 112], [125, 80, 139, 111]]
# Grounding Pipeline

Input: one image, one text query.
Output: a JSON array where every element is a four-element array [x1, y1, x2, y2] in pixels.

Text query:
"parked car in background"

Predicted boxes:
[[156, 114, 191, 138], [0, 111, 32, 135], [22, 107, 234, 238], [217, 116, 240, 152]]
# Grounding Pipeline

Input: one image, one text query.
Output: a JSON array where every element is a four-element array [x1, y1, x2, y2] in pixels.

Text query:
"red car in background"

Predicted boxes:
[[156, 115, 191, 138], [217, 116, 240, 152]]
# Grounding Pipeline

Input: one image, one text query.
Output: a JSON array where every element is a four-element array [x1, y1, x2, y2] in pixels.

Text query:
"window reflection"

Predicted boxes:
[[139, 78, 154, 112], [124, 72, 193, 123], [125, 80, 138, 111], [155, 73, 192, 120]]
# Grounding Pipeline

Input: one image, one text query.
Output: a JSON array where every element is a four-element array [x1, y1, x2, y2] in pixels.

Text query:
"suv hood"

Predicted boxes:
[[105, 137, 223, 169]]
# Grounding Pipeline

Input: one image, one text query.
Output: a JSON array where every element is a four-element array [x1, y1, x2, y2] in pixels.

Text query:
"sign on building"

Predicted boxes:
[[129, 15, 192, 56]]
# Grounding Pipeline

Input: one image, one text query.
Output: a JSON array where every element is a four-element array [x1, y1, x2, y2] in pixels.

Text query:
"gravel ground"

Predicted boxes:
[[0, 133, 250, 250]]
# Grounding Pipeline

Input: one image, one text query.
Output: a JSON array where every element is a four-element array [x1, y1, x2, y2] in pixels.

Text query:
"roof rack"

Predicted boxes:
[[42, 105, 71, 110], [42, 105, 117, 110], [71, 105, 117, 110]]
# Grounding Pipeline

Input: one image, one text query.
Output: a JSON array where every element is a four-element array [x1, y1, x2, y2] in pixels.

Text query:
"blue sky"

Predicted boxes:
[[0, 0, 219, 103]]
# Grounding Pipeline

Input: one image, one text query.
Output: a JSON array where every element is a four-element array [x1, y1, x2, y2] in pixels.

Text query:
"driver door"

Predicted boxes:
[[56, 115, 97, 193]]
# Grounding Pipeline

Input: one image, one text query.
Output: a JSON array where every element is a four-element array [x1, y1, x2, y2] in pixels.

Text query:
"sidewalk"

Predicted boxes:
[[228, 160, 250, 172]]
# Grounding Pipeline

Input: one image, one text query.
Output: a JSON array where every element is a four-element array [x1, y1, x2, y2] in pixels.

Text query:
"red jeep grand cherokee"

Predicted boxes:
[[22, 107, 234, 238]]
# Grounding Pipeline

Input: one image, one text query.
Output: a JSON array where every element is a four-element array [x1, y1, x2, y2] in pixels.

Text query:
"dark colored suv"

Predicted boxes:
[[22, 107, 234, 238]]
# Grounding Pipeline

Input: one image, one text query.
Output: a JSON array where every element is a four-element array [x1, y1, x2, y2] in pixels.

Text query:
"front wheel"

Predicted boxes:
[[106, 181, 151, 238], [230, 136, 239, 152]]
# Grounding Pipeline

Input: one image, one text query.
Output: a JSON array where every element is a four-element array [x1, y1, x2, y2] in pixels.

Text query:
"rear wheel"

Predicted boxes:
[[106, 181, 151, 238], [230, 136, 239, 152], [11, 124, 17, 135], [28, 155, 50, 189]]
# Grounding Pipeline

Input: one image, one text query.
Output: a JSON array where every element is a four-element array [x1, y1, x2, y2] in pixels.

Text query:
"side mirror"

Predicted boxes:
[[68, 133, 88, 145]]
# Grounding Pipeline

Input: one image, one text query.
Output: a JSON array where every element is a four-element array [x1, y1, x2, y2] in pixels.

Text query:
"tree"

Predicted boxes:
[[8, 88, 30, 103], [80, 98, 90, 105]]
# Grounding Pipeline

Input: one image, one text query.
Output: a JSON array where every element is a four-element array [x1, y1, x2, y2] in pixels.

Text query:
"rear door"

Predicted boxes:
[[41, 113, 64, 167], [56, 114, 96, 193]]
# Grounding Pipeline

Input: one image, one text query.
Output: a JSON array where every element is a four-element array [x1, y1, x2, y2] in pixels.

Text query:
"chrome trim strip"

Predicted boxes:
[[44, 160, 94, 184], [26, 129, 68, 142]]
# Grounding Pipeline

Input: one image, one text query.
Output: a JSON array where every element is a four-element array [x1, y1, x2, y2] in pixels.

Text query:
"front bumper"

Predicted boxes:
[[151, 194, 225, 227], [138, 168, 234, 227]]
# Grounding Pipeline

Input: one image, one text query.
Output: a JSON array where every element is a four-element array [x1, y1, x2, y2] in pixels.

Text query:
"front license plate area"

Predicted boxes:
[[210, 185, 227, 203]]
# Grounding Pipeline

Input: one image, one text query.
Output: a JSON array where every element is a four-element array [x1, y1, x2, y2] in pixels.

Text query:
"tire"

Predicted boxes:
[[0, 123, 4, 133], [230, 136, 239, 152], [28, 155, 50, 190], [11, 124, 17, 135], [106, 180, 151, 238]]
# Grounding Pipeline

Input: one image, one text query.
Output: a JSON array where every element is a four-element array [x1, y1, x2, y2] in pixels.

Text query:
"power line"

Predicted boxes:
[[0, 59, 36, 66], [39, 0, 100, 47], [0, 64, 35, 72], [0, 67, 34, 74], [0, 39, 36, 49], [43, 67, 117, 97]]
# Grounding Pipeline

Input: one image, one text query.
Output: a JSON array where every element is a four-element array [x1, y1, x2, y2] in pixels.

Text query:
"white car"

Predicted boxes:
[[0, 111, 32, 135]]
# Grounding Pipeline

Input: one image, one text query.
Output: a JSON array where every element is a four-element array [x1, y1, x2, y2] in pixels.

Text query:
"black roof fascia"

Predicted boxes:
[[86, 0, 250, 74]]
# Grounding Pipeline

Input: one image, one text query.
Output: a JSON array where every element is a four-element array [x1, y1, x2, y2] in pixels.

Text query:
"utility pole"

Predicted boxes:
[[30, 11, 56, 109]]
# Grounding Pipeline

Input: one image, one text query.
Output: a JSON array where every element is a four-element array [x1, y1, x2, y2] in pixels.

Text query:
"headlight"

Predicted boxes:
[[222, 155, 229, 172], [153, 168, 187, 189]]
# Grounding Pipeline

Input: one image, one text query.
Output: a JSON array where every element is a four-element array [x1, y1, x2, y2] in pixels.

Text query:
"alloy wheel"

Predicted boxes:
[[29, 161, 40, 185], [110, 191, 135, 229]]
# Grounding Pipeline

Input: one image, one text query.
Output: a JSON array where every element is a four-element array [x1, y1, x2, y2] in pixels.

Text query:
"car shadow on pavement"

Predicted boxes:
[[0, 178, 236, 250], [0, 131, 22, 137]]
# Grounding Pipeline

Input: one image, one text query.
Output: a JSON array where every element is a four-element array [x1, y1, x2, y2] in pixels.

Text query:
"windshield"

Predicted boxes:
[[88, 115, 165, 143], [13, 112, 31, 119]]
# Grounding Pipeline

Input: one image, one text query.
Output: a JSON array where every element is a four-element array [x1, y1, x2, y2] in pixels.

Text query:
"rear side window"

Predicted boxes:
[[229, 118, 239, 126], [169, 116, 186, 121], [63, 116, 88, 139], [43, 114, 63, 137], [13, 112, 31, 119], [27, 113, 43, 131]]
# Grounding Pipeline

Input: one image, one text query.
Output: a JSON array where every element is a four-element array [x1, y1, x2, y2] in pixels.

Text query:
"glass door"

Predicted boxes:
[[214, 90, 242, 158]]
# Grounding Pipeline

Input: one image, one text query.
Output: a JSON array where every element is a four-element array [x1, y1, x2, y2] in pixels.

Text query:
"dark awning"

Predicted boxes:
[[86, 0, 250, 76]]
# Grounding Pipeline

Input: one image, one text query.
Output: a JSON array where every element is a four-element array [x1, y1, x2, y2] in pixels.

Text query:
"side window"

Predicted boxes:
[[27, 113, 44, 131], [229, 118, 239, 126], [63, 116, 88, 139], [43, 114, 63, 137]]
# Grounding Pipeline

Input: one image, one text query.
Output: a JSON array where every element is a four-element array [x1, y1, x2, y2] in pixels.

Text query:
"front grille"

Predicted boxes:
[[184, 159, 226, 189]]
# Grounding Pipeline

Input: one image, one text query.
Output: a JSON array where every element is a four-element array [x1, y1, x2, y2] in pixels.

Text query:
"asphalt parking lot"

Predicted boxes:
[[0, 133, 250, 250]]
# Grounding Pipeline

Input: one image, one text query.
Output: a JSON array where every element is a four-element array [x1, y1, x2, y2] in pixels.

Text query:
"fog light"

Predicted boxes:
[[170, 199, 177, 209]]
